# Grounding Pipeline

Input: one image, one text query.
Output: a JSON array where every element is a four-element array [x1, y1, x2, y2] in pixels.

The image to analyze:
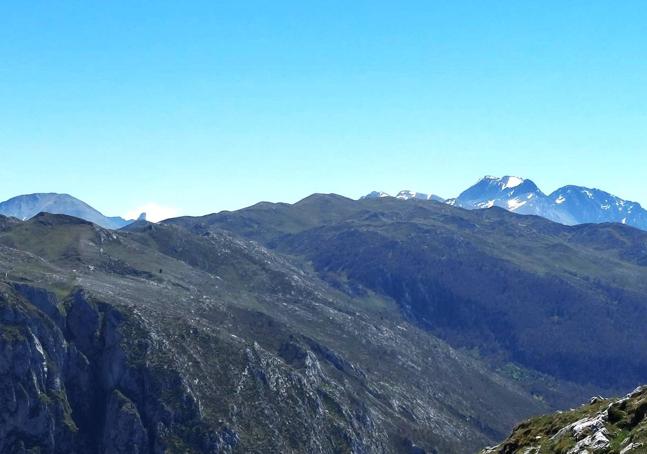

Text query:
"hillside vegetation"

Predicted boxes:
[[0, 213, 544, 453], [482, 386, 647, 453]]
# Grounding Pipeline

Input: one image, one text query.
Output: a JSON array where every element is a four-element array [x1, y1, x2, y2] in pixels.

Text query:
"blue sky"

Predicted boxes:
[[1, 1, 646, 220]]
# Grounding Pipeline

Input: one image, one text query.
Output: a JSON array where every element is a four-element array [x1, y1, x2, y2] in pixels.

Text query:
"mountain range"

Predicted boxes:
[[0, 193, 143, 229], [2, 189, 647, 452], [365, 175, 647, 231], [0, 208, 548, 453], [2, 175, 645, 233]]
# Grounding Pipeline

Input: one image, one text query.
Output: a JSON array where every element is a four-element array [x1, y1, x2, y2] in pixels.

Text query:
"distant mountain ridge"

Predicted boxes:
[[0, 193, 142, 229], [4, 175, 645, 231], [362, 189, 444, 202], [365, 176, 647, 231]]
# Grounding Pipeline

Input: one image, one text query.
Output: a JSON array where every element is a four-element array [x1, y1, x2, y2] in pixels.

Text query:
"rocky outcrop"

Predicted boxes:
[[0, 283, 235, 454], [482, 386, 647, 453], [1, 281, 393, 453], [102, 390, 148, 453], [0, 285, 77, 453]]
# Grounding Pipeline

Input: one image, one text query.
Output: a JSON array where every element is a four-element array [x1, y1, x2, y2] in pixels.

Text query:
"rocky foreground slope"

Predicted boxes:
[[0, 213, 544, 453], [482, 386, 647, 453]]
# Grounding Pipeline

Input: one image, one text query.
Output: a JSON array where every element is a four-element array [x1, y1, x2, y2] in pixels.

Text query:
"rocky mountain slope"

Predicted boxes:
[[168, 195, 647, 397], [365, 176, 647, 231], [0, 212, 545, 453], [0, 193, 140, 229], [548, 185, 647, 228], [482, 386, 647, 453]]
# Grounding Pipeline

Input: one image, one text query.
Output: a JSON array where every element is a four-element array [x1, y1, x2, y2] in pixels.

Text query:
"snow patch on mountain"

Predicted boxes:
[[362, 191, 391, 199], [502, 176, 524, 189], [362, 190, 444, 202], [507, 198, 527, 211]]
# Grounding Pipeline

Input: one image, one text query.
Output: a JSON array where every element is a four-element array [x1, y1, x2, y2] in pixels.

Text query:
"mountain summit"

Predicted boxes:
[[0, 193, 138, 229], [449, 175, 546, 212]]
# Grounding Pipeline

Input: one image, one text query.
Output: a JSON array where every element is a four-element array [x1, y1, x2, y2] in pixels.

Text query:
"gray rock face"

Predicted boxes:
[[102, 390, 148, 454], [0, 281, 412, 453], [0, 284, 235, 454], [0, 287, 78, 453]]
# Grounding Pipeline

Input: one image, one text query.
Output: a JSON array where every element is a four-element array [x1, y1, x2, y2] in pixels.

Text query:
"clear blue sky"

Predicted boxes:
[[1, 1, 646, 219]]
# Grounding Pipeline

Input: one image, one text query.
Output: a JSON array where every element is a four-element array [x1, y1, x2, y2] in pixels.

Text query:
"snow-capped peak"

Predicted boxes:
[[361, 190, 444, 202], [501, 176, 525, 190], [396, 190, 426, 200], [361, 191, 391, 199], [395, 190, 445, 202], [477, 175, 526, 190]]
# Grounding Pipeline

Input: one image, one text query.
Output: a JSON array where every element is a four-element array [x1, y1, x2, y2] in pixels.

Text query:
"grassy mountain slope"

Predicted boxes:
[[167, 195, 647, 395], [481, 386, 647, 453], [0, 213, 544, 453]]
